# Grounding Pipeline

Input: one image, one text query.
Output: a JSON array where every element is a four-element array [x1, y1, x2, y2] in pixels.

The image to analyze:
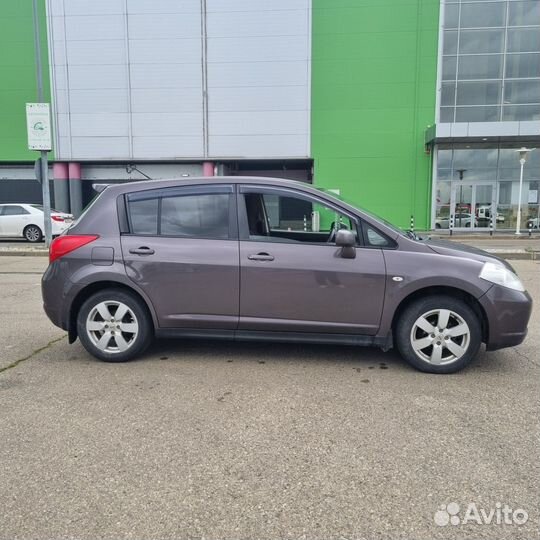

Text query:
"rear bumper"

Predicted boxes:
[[41, 262, 70, 331], [479, 285, 533, 351]]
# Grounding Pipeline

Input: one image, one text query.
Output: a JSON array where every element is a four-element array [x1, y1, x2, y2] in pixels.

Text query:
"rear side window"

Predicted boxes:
[[128, 198, 159, 235], [126, 189, 231, 239], [1, 205, 29, 216], [161, 194, 229, 238]]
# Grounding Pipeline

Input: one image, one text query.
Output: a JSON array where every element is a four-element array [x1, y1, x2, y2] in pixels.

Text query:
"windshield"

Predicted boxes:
[[316, 188, 408, 238]]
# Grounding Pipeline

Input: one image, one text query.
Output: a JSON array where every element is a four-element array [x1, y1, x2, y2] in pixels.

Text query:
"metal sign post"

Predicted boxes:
[[30, 0, 52, 247]]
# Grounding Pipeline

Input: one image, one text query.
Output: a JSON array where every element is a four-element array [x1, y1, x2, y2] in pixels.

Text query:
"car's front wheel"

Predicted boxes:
[[24, 225, 43, 243], [395, 295, 482, 374], [77, 289, 153, 362]]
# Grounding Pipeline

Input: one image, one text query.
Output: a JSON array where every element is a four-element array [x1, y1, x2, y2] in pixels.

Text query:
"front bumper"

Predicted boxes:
[[479, 284, 533, 351]]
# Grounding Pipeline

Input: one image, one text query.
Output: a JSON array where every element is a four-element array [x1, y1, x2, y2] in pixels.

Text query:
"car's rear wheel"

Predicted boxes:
[[24, 225, 43, 243], [395, 295, 482, 374], [77, 289, 153, 362]]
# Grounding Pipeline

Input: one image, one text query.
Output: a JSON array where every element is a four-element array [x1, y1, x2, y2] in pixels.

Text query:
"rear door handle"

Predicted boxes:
[[129, 246, 155, 255], [248, 252, 274, 261]]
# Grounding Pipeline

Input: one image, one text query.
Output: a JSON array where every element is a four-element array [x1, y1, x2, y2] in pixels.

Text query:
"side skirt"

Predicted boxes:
[[155, 328, 391, 349]]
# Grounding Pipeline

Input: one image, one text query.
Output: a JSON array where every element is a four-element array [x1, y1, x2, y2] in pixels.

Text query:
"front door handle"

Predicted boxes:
[[129, 246, 155, 255], [248, 252, 274, 261]]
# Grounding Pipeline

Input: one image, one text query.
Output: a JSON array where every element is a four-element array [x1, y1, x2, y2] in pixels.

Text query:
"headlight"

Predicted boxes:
[[479, 261, 525, 292]]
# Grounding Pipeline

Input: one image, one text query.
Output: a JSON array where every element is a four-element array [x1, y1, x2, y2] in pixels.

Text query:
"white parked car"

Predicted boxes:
[[435, 213, 478, 229], [0, 203, 73, 242]]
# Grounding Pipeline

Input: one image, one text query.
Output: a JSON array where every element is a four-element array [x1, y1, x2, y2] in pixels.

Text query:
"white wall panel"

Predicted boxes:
[[64, 0, 125, 16], [128, 14, 201, 40], [66, 40, 127, 65], [207, 10, 308, 38], [127, 0, 200, 14], [71, 137, 131, 159], [207, 0, 309, 12], [69, 90, 129, 114], [53, 69, 67, 91], [49, 0, 64, 16], [131, 88, 202, 113], [64, 16, 125, 41], [210, 135, 308, 157], [208, 36, 309, 63], [48, 0, 310, 160], [210, 111, 308, 136], [70, 113, 129, 137], [208, 86, 307, 112], [207, 61, 308, 88], [53, 89, 69, 114], [51, 17, 65, 41], [206, 0, 310, 157], [68, 65, 128, 89], [132, 113, 203, 136], [52, 41, 66, 65], [130, 64, 202, 89], [132, 137, 204, 158], [129, 38, 201, 64]]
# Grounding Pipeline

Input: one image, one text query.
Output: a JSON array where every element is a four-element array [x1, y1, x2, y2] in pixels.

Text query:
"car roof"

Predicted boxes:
[[100, 176, 310, 195]]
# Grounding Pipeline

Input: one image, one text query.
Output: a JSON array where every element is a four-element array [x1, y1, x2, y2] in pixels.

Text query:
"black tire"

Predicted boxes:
[[77, 288, 153, 362], [24, 225, 43, 243], [395, 295, 482, 374], [435, 223, 441, 229]]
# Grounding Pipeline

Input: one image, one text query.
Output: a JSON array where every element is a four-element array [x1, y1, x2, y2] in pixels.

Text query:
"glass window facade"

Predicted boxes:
[[440, 0, 540, 122], [434, 144, 540, 230]]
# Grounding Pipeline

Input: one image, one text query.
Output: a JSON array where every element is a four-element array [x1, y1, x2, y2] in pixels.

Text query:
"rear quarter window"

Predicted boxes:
[[127, 197, 159, 235]]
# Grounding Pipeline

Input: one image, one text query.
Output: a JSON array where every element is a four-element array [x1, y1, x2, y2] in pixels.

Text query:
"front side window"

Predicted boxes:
[[242, 190, 357, 244]]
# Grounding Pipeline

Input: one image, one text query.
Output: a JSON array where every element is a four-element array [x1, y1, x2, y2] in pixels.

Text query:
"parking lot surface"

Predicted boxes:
[[0, 257, 538, 540]]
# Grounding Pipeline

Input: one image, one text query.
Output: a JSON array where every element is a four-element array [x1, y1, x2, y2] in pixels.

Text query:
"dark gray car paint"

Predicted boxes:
[[42, 176, 532, 352]]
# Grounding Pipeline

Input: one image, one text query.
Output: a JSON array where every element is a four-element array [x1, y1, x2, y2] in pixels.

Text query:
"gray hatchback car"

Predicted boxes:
[[42, 177, 532, 374]]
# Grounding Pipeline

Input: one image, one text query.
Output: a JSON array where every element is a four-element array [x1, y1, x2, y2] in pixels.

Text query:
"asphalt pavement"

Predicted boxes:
[[0, 257, 538, 539]]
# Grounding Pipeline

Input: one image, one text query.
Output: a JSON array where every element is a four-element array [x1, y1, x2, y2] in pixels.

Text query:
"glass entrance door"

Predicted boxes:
[[450, 183, 496, 231]]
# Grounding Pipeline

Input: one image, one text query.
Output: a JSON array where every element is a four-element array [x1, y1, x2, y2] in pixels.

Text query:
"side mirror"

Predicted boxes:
[[335, 229, 356, 259]]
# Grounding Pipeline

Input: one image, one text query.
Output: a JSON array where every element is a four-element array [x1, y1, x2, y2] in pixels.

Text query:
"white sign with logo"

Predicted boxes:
[[26, 103, 52, 151]]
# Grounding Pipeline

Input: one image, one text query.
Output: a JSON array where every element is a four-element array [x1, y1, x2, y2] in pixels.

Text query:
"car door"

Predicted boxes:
[[120, 184, 240, 330], [237, 185, 387, 335], [0, 205, 31, 236]]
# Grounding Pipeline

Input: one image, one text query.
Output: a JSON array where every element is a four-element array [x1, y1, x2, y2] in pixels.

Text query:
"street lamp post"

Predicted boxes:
[[515, 148, 532, 235], [31, 0, 52, 247]]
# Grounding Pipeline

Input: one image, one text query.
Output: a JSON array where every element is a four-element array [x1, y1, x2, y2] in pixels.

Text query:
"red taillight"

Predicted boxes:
[[51, 215, 65, 222], [49, 235, 99, 263]]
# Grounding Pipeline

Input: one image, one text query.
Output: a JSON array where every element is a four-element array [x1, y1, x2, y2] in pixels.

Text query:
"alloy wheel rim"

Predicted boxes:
[[26, 227, 39, 241], [86, 301, 139, 354], [410, 309, 470, 365]]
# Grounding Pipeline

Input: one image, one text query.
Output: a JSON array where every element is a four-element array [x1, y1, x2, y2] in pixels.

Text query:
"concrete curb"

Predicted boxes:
[[0, 250, 49, 257]]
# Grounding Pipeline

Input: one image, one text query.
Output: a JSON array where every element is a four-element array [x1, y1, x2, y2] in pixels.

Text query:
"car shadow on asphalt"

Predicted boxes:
[[61, 338, 525, 376]]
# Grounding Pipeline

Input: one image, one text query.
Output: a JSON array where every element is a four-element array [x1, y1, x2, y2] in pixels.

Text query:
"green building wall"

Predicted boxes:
[[0, 1, 50, 162], [311, 0, 440, 230]]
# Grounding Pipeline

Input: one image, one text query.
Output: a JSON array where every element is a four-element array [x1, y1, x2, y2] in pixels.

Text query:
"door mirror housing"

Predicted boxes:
[[335, 229, 356, 259]]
